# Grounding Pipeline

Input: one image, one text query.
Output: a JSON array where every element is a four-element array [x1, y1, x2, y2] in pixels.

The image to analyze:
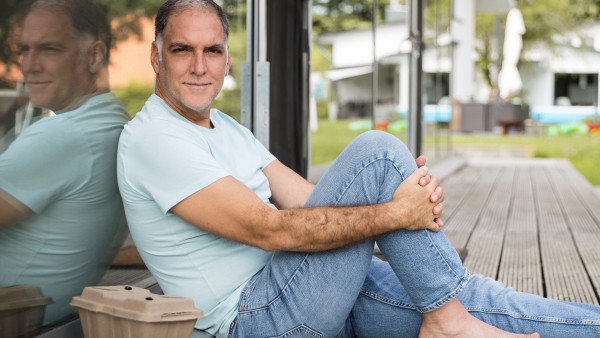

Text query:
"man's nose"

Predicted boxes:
[[21, 51, 41, 74], [190, 52, 208, 74]]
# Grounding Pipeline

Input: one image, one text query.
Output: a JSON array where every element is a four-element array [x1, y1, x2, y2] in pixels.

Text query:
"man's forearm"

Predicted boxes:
[[258, 167, 442, 252], [265, 202, 408, 252]]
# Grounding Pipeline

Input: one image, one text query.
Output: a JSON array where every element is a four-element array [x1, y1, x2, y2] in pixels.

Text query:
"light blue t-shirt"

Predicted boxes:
[[0, 93, 130, 324], [117, 94, 276, 337]]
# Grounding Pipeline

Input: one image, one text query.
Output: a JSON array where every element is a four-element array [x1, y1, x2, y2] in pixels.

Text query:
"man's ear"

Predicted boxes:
[[88, 40, 107, 74], [151, 41, 160, 74]]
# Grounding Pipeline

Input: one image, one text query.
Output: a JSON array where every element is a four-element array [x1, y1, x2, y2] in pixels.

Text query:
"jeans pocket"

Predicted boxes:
[[268, 324, 324, 338]]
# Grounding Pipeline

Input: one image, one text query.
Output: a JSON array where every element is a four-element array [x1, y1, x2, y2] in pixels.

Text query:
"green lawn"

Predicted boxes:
[[310, 119, 368, 165], [311, 119, 600, 185]]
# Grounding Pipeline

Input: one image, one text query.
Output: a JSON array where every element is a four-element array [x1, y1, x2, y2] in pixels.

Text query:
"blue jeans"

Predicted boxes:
[[229, 130, 600, 337]]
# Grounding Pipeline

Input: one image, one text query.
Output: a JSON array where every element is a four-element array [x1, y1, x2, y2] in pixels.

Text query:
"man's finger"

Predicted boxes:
[[408, 166, 429, 185], [430, 186, 443, 202], [429, 219, 442, 231], [433, 203, 443, 216]]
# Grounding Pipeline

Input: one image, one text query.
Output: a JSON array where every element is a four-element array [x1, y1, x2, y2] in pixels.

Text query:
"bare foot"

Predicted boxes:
[[418, 298, 540, 338]]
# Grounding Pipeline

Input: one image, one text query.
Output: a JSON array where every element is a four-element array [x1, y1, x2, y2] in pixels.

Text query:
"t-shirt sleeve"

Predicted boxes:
[[253, 136, 277, 169], [127, 125, 230, 214], [0, 120, 90, 213]]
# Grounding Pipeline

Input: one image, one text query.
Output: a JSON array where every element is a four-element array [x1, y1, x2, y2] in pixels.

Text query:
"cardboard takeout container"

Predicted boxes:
[[70, 285, 203, 338], [0, 284, 53, 338]]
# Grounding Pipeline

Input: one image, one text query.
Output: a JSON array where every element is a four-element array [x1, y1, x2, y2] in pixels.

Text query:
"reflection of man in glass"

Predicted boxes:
[[0, 0, 130, 327]]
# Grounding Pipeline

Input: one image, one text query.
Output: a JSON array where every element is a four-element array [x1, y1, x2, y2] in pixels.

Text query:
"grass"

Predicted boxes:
[[311, 119, 600, 185], [310, 119, 377, 165]]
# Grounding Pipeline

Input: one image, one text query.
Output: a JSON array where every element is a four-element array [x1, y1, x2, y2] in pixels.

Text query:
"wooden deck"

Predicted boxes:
[[437, 157, 600, 305]]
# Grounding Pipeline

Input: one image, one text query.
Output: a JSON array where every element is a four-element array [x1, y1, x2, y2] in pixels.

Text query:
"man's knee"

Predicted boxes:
[[351, 130, 409, 154]]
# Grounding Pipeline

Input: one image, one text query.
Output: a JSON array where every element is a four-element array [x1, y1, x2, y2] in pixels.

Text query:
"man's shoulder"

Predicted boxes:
[[88, 92, 129, 117], [128, 94, 180, 126], [57, 93, 130, 130], [211, 109, 252, 135], [211, 108, 240, 124]]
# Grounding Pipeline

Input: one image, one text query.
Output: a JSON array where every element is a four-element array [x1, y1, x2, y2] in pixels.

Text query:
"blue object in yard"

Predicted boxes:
[[530, 105, 597, 124], [395, 105, 452, 123]]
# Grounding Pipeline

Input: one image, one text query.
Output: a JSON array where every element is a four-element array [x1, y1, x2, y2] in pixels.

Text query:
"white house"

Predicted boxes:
[[314, 1, 600, 126]]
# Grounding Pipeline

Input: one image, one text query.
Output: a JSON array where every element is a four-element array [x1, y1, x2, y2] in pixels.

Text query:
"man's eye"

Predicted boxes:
[[171, 48, 188, 53]]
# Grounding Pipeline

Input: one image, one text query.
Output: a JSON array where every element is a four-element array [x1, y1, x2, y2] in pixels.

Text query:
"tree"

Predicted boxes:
[[476, 0, 600, 91], [312, 0, 391, 35]]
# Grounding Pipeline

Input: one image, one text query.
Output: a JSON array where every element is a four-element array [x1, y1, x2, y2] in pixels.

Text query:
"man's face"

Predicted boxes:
[[151, 7, 230, 121], [19, 7, 93, 112]]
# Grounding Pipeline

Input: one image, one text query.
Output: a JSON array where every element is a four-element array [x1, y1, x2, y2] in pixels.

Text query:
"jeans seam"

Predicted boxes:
[[464, 307, 600, 325], [238, 269, 261, 310], [335, 155, 406, 206], [238, 254, 311, 314], [359, 288, 418, 310], [418, 269, 471, 313], [426, 230, 466, 282]]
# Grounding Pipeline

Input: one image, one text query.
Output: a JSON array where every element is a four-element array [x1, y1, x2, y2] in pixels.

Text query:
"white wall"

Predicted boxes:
[[325, 24, 409, 69], [451, 0, 475, 103], [520, 62, 554, 106]]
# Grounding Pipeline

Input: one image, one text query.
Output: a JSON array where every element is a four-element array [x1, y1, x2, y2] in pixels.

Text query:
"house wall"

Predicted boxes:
[[333, 64, 397, 119], [451, 0, 476, 103], [520, 62, 554, 107], [108, 18, 156, 88], [326, 24, 409, 69]]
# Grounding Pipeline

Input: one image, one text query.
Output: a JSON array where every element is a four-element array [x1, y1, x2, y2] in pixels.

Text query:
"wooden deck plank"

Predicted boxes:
[[498, 167, 543, 296], [436, 164, 480, 221], [565, 164, 600, 298], [462, 167, 514, 278], [441, 158, 599, 304], [546, 163, 600, 304], [533, 165, 597, 304], [443, 166, 502, 252]]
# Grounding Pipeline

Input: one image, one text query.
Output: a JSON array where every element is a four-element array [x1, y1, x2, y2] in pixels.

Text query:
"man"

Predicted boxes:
[[117, 1, 600, 337], [0, 0, 130, 326]]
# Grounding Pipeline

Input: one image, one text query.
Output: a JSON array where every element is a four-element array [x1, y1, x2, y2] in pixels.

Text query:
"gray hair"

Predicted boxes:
[[155, 0, 229, 54], [29, 0, 112, 65]]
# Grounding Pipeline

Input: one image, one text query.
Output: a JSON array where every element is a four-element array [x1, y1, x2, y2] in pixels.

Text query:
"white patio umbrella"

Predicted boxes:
[[497, 7, 526, 100]]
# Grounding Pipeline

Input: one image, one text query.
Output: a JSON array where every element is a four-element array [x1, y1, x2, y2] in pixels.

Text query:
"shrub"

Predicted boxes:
[[113, 82, 154, 117]]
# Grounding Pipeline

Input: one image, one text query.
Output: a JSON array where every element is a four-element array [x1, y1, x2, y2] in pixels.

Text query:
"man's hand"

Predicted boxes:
[[415, 155, 444, 228], [391, 166, 443, 232], [0, 189, 32, 227], [416, 155, 427, 168]]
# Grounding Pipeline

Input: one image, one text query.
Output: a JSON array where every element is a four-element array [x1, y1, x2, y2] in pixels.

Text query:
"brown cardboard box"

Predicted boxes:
[[70, 285, 203, 338], [0, 285, 53, 338]]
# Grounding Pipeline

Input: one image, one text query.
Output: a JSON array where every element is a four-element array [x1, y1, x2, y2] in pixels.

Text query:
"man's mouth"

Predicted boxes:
[[184, 81, 211, 87], [26, 81, 51, 87]]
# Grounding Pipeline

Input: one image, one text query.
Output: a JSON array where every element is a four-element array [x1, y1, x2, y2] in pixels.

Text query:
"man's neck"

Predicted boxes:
[[53, 87, 109, 114], [154, 87, 213, 129]]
